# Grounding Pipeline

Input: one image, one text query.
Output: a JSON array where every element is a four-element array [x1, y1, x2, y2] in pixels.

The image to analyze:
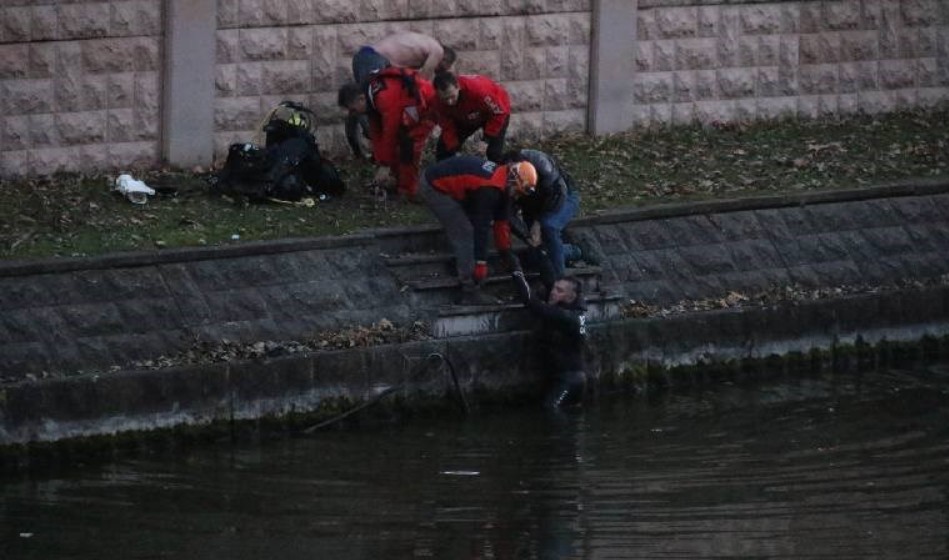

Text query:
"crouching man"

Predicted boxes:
[[511, 271, 588, 408], [419, 155, 537, 305], [338, 68, 437, 200]]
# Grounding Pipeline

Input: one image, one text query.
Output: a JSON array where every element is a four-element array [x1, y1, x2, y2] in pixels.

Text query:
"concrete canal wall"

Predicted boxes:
[[2, 180, 949, 446], [4, 284, 949, 448]]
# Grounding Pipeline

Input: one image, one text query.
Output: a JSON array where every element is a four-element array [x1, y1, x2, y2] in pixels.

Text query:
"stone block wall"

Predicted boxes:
[[632, 0, 949, 126], [580, 187, 949, 305], [1, 0, 946, 177], [212, 0, 593, 160], [0, 1, 163, 177], [0, 236, 413, 377]]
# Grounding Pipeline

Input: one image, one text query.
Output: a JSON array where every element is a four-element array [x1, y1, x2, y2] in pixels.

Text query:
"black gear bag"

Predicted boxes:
[[211, 101, 345, 202]]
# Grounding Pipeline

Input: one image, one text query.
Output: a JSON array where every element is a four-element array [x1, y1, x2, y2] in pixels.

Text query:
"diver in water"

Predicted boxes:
[[511, 271, 588, 408]]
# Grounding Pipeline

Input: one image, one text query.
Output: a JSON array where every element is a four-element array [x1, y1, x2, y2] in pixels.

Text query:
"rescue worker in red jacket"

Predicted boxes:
[[419, 155, 538, 305], [433, 72, 511, 163], [337, 68, 436, 199], [345, 32, 457, 160]]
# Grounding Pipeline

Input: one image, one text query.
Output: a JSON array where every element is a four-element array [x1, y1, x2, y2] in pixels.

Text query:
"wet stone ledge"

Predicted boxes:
[[3, 282, 949, 449]]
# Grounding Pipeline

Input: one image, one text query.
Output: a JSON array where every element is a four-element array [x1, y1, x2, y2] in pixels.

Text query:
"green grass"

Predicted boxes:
[[1, 105, 947, 260]]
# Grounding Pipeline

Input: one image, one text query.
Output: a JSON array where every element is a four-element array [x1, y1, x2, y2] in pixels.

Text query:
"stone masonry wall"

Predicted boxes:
[[632, 0, 949, 126], [582, 186, 949, 305], [212, 0, 593, 161], [1, 1, 946, 177], [0, 236, 413, 379], [0, 1, 163, 177]]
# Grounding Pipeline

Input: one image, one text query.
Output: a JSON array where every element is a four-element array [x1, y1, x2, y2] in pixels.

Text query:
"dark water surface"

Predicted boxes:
[[3, 364, 949, 559]]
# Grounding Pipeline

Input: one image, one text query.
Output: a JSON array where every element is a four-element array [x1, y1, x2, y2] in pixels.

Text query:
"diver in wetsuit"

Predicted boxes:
[[511, 271, 588, 408]]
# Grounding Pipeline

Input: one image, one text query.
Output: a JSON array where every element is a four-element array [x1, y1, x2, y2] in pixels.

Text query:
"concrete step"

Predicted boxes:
[[383, 245, 599, 273], [380, 246, 602, 316], [399, 270, 603, 311], [384, 251, 602, 294], [404, 266, 602, 291], [383, 251, 456, 283], [371, 225, 446, 256], [430, 293, 624, 338]]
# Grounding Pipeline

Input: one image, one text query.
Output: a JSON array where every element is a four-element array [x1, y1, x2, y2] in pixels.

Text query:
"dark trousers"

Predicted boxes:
[[344, 113, 370, 158], [352, 46, 390, 85], [418, 174, 476, 280], [435, 117, 509, 163], [544, 370, 585, 408]]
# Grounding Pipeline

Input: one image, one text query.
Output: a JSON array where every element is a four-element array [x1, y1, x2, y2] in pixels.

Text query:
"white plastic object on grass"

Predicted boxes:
[[113, 174, 155, 204]]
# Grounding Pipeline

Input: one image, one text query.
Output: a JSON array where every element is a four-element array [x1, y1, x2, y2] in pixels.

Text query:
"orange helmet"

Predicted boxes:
[[509, 161, 538, 195]]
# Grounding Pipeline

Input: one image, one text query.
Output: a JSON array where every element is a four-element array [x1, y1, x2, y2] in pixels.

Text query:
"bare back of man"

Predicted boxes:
[[345, 32, 455, 159], [372, 32, 447, 79]]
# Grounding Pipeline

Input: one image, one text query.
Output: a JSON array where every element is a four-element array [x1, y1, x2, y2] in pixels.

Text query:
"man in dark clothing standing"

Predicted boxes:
[[503, 149, 583, 277], [433, 71, 511, 162], [419, 155, 537, 305], [512, 271, 588, 408]]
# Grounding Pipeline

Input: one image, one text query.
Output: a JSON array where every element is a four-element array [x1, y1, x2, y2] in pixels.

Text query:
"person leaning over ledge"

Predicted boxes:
[[433, 71, 511, 163], [418, 155, 538, 306], [501, 148, 585, 278], [337, 68, 437, 201], [352, 31, 456, 85]]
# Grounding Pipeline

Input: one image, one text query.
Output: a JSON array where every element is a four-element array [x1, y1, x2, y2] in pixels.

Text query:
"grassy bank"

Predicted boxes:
[[1, 106, 946, 260]]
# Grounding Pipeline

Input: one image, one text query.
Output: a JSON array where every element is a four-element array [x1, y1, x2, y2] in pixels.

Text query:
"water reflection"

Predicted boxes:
[[3, 365, 949, 559]]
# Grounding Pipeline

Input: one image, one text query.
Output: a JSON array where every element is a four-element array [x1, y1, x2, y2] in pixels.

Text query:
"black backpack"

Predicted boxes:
[[211, 101, 345, 202]]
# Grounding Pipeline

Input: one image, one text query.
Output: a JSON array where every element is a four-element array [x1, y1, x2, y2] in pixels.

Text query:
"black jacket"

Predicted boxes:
[[504, 149, 576, 223], [512, 272, 587, 373]]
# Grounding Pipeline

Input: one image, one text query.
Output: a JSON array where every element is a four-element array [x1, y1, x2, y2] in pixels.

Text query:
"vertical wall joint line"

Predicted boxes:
[[162, 0, 217, 168], [589, 0, 638, 135]]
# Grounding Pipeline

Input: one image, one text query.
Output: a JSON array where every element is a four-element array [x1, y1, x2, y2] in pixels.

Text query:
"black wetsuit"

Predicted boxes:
[[512, 272, 588, 408]]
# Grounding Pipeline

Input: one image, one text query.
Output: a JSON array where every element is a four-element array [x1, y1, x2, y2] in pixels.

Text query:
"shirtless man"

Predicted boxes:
[[346, 31, 456, 159], [352, 31, 456, 85]]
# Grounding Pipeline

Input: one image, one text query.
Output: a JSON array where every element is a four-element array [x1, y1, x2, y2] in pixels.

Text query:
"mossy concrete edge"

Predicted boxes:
[[2, 284, 948, 450]]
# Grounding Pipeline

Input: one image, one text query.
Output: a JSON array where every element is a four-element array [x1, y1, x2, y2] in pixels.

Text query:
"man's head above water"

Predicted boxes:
[[548, 277, 581, 306]]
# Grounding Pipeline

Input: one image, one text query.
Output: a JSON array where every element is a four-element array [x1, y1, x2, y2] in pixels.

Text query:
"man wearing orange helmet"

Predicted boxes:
[[502, 149, 585, 277], [419, 155, 538, 305]]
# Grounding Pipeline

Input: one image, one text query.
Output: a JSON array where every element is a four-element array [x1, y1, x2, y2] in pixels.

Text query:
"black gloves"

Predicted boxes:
[[499, 249, 521, 273]]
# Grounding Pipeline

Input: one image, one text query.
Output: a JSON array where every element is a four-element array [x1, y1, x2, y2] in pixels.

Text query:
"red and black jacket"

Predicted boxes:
[[366, 68, 437, 167], [436, 75, 511, 153], [423, 155, 513, 262]]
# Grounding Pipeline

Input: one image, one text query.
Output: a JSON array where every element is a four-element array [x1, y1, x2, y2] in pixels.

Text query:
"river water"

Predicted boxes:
[[3, 364, 949, 559]]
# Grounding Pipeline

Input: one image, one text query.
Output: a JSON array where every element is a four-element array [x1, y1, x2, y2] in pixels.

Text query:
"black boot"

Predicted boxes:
[[568, 231, 604, 267]]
